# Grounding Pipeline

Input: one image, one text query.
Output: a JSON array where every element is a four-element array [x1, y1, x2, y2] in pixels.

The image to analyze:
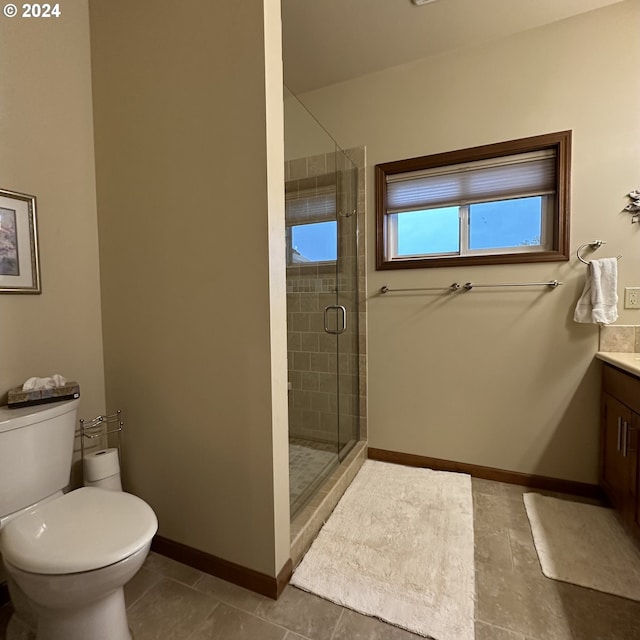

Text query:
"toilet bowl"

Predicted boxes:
[[0, 487, 157, 640], [0, 398, 158, 640]]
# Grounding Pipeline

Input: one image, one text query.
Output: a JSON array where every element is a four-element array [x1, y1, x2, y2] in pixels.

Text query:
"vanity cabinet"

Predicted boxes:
[[601, 364, 640, 537]]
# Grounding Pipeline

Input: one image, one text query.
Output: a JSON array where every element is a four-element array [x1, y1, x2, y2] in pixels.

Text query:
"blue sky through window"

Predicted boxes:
[[395, 196, 542, 256], [397, 207, 459, 255], [469, 197, 542, 249], [291, 220, 337, 262]]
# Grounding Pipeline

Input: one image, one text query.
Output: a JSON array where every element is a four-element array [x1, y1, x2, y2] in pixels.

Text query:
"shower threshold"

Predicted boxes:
[[290, 440, 367, 568]]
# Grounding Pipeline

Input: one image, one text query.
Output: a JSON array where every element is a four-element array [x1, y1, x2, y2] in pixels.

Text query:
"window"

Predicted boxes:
[[375, 131, 571, 269], [289, 220, 337, 263], [286, 175, 337, 266]]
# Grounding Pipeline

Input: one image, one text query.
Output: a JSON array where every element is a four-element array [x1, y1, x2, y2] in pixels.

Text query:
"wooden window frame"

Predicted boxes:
[[375, 131, 572, 270]]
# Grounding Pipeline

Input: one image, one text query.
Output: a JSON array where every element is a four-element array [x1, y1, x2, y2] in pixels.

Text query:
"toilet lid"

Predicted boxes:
[[0, 487, 158, 574]]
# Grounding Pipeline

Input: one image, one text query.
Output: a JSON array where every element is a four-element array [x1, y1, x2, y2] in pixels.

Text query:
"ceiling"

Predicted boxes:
[[281, 0, 624, 94]]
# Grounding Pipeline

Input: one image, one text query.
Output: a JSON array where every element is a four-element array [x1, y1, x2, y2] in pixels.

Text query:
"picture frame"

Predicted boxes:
[[0, 188, 41, 293]]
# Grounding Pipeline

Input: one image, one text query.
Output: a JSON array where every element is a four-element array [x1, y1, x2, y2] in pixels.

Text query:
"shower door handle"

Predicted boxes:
[[324, 305, 347, 335]]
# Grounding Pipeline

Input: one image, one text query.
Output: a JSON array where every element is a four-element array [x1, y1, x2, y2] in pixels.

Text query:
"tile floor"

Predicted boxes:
[[2, 476, 640, 639], [289, 439, 338, 517]]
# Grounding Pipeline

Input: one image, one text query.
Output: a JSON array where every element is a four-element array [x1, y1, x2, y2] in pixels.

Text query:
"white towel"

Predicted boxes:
[[573, 258, 618, 324]]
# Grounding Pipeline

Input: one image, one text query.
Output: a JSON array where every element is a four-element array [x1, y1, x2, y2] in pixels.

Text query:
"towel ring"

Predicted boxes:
[[576, 240, 622, 265]]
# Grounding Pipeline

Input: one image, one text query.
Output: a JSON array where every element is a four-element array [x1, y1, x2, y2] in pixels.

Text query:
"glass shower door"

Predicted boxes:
[[284, 87, 359, 516], [334, 150, 359, 461]]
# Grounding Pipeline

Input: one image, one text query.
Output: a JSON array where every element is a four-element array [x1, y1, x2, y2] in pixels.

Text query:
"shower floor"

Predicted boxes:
[[289, 438, 338, 517]]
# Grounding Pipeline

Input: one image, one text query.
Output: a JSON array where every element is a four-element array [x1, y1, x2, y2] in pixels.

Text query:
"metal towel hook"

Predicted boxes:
[[576, 240, 622, 265]]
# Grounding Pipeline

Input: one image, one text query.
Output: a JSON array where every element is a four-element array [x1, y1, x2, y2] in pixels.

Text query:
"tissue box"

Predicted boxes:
[[7, 381, 80, 409]]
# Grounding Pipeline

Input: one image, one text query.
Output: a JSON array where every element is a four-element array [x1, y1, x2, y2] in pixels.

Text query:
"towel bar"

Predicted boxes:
[[463, 280, 562, 290], [380, 281, 563, 294], [576, 241, 622, 265], [380, 284, 460, 294]]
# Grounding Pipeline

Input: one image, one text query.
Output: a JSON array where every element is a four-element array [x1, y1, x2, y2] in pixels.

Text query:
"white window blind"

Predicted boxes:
[[285, 185, 336, 222], [386, 150, 556, 214]]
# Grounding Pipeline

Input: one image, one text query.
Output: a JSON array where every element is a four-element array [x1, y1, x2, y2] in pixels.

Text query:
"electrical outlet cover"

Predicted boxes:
[[624, 287, 640, 309]]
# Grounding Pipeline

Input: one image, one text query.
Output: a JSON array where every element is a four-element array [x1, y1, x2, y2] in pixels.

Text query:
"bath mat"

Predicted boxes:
[[524, 492, 640, 601], [291, 460, 475, 640]]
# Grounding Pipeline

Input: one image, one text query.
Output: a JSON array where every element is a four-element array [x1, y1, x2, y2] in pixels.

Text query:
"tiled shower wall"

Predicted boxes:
[[285, 146, 367, 450]]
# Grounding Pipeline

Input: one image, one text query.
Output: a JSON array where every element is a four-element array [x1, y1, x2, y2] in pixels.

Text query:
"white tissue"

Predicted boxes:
[[22, 374, 67, 391], [52, 374, 67, 387]]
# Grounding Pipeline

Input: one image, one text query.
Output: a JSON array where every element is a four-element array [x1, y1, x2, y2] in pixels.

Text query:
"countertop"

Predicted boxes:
[[596, 352, 640, 377]]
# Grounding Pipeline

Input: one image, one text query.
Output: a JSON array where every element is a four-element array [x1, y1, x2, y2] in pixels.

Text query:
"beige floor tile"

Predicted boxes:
[[472, 477, 505, 496], [143, 551, 204, 586], [332, 608, 423, 639], [476, 620, 526, 640], [478, 560, 640, 640], [613, 616, 640, 639], [475, 525, 513, 571], [188, 602, 287, 640], [255, 586, 342, 640], [549, 581, 640, 640], [127, 577, 218, 640], [474, 491, 531, 531], [476, 563, 574, 639], [193, 574, 264, 615], [124, 566, 162, 609], [499, 483, 529, 499], [507, 527, 543, 577], [0, 604, 11, 639]]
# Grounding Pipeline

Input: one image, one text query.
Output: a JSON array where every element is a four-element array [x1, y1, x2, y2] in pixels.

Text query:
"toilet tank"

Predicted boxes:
[[0, 399, 80, 521]]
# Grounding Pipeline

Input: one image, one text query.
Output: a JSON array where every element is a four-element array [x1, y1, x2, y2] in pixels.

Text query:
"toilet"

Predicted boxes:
[[0, 399, 158, 640]]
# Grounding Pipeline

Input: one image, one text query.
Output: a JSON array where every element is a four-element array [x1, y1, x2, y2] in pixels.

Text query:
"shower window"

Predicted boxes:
[[288, 220, 337, 264], [285, 174, 338, 267]]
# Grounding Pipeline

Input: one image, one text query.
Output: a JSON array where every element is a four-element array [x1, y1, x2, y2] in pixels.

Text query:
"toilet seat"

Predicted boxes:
[[0, 487, 158, 575]]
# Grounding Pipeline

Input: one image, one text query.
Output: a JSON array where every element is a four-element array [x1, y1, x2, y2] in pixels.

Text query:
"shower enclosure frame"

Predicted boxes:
[[284, 89, 364, 517]]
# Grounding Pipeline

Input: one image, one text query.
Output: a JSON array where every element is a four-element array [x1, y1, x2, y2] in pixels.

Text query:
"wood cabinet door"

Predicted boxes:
[[630, 413, 640, 534], [601, 392, 631, 509]]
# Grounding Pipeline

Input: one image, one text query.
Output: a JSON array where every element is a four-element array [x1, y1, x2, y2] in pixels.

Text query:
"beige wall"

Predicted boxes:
[[0, 2, 105, 419], [263, 0, 291, 575], [89, 0, 289, 576], [298, 1, 640, 484]]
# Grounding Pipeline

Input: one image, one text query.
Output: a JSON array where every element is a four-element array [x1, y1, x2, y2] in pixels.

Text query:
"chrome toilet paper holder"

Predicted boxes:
[[79, 411, 123, 480]]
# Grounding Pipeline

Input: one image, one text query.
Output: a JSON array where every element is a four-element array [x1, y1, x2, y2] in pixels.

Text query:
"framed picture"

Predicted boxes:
[[0, 189, 41, 293]]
